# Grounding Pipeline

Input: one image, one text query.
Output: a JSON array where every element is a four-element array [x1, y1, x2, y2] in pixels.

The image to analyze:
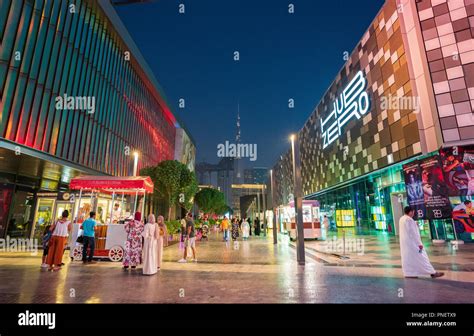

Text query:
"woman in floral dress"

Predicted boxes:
[[123, 212, 145, 269], [231, 218, 239, 241]]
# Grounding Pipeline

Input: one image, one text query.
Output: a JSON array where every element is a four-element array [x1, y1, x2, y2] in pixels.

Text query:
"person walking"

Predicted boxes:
[[323, 215, 329, 231], [142, 214, 158, 275], [46, 210, 72, 272], [178, 213, 197, 263], [220, 216, 230, 242], [231, 218, 240, 241], [81, 211, 97, 264], [180, 216, 186, 243], [123, 212, 145, 270], [254, 217, 261, 236], [248, 217, 252, 236], [41, 225, 52, 268], [202, 216, 209, 241], [156, 215, 168, 270], [399, 206, 444, 278], [241, 218, 250, 240]]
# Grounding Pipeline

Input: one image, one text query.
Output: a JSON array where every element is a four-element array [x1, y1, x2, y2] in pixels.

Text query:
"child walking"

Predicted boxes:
[[41, 225, 52, 268]]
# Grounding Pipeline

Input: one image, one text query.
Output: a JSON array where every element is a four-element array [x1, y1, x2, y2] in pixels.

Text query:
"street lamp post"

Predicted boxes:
[[256, 191, 261, 234], [270, 169, 277, 245], [133, 152, 139, 176], [290, 134, 305, 265], [262, 184, 267, 237]]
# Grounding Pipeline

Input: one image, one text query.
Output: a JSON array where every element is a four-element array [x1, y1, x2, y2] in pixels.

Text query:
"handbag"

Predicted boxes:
[[76, 235, 84, 244]]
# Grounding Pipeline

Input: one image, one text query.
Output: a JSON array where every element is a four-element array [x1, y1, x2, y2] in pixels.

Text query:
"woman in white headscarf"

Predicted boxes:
[[142, 214, 158, 275], [241, 218, 250, 240], [156, 215, 168, 270]]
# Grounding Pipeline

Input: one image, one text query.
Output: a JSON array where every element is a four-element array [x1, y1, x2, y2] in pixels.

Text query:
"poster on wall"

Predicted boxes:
[[403, 161, 425, 220], [302, 205, 312, 222], [440, 145, 474, 197], [452, 202, 474, 241], [419, 155, 452, 220]]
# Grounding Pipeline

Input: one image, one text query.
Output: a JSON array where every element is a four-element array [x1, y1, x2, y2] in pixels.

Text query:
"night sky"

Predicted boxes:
[[115, 0, 385, 168]]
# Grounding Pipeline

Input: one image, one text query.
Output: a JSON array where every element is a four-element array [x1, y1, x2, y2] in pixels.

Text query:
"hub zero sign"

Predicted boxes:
[[321, 71, 370, 149]]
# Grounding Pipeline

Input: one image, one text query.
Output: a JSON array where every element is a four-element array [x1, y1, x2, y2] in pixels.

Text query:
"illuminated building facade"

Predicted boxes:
[[0, 0, 179, 238], [244, 167, 268, 185], [174, 127, 196, 172]]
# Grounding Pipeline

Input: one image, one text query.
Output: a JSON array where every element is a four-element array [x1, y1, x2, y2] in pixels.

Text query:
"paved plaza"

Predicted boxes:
[[0, 231, 473, 304], [290, 230, 474, 272]]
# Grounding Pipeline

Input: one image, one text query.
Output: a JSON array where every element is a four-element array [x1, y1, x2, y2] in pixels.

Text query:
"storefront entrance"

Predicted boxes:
[[31, 198, 55, 242], [307, 162, 411, 236], [0, 184, 14, 238], [5, 187, 35, 239]]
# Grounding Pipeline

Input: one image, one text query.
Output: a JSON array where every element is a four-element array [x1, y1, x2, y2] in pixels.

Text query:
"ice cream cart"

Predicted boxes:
[[68, 176, 154, 262], [285, 200, 325, 240]]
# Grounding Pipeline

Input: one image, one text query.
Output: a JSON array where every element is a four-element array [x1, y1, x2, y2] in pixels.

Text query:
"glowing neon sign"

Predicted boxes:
[[321, 71, 370, 149]]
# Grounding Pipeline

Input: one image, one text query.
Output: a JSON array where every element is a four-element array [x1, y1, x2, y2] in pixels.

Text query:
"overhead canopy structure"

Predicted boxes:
[[288, 200, 320, 207], [70, 176, 154, 194]]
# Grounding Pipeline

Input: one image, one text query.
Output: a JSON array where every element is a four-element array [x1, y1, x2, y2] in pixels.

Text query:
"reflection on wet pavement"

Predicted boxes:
[[0, 232, 473, 303]]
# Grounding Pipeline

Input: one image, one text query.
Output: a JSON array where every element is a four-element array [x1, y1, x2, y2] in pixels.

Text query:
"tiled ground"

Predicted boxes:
[[0, 230, 473, 303], [288, 230, 474, 272]]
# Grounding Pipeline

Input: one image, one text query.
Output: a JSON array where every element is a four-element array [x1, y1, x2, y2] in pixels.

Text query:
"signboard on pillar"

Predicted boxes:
[[403, 155, 452, 220], [420, 156, 452, 219], [440, 145, 474, 197], [403, 161, 425, 220]]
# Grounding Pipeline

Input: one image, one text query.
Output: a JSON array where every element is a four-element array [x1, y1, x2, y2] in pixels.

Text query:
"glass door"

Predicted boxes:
[[6, 190, 34, 238], [0, 185, 14, 238], [53, 202, 74, 223], [31, 198, 55, 241]]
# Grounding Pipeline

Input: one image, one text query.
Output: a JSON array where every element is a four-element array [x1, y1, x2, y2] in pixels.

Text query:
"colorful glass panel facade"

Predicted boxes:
[[0, 0, 176, 176]]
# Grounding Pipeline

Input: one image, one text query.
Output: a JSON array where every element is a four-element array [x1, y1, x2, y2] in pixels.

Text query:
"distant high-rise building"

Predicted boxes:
[[233, 105, 243, 184], [196, 158, 235, 206], [244, 168, 268, 184]]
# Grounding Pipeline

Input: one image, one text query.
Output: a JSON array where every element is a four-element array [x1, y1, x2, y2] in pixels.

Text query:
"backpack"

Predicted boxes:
[[42, 231, 52, 248]]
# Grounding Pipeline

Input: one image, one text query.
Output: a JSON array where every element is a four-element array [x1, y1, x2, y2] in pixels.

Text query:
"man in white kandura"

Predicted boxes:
[[399, 206, 444, 279]]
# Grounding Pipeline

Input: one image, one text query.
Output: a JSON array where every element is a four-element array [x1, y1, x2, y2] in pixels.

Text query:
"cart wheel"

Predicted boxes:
[[108, 246, 124, 262], [72, 246, 83, 261]]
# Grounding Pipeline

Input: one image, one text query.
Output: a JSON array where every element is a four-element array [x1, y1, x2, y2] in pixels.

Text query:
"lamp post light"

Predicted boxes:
[[133, 151, 139, 177], [270, 169, 277, 245], [290, 133, 305, 265], [256, 190, 261, 234], [262, 184, 267, 237]]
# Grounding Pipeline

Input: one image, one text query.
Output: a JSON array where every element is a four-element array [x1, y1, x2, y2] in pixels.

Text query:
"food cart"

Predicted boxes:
[[283, 200, 325, 241], [68, 176, 154, 262]]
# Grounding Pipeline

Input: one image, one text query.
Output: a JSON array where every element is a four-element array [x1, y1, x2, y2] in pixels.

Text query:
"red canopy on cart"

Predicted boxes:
[[70, 176, 154, 194]]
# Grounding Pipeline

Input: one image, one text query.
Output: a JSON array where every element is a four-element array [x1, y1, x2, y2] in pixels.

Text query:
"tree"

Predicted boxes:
[[215, 203, 233, 216], [141, 160, 198, 220], [179, 170, 198, 212], [194, 188, 227, 216]]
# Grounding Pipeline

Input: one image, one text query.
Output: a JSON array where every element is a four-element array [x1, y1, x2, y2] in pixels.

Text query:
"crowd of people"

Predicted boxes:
[[39, 207, 448, 280], [41, 209, 173, 276], [42, 210, 261, 274], [218, 216, 264, 242]]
